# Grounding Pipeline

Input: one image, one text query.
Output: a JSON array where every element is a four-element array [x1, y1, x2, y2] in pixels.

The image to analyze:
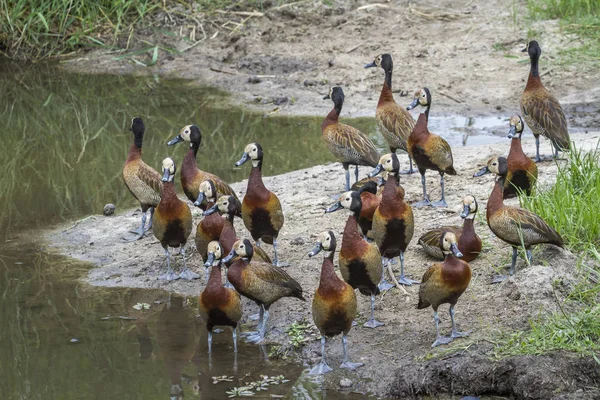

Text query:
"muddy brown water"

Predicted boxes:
[[0, 60, 524, 399]]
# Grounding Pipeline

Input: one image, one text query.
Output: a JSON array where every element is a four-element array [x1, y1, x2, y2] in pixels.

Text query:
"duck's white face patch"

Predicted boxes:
[[180, 125, 192, 141]]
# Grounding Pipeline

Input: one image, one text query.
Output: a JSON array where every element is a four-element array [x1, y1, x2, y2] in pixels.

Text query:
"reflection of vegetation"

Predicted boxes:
[[0, 61, 377, 236]]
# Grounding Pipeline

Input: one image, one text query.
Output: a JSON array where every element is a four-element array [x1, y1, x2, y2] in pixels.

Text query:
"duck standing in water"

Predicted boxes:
[[152, 157, 196, 281], [122, 117, 163, 241], [308, 231, 363, 374], [418, 232, 471, 347], [235, 143, 286, 267]]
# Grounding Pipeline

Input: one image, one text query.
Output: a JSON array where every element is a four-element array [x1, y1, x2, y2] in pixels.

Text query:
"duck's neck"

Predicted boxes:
[[443, 253, 463, 268], [127, 143, 142, 162], [382, 172, 400, 202], [377, 70, 395, 106], [319, 250, 338, 283], [525, 53, 542, 90], [343, 214, 362, 241], [322, 104, 341, 131], [509, 136, 526, 157], [182, 146, 199, 184], [162, 180, 177, 199], [487, 179, 505, 219], [462, 217, 475, 238], [206, 264, 223, 289], [248, 164, 265, 188]]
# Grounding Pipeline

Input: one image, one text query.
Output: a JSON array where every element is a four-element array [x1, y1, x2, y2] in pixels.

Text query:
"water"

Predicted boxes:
[[0, 60, 509, 399]]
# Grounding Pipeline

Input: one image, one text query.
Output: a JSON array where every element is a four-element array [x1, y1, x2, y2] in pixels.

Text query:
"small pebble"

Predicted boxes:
[[103, 204, 116, 216], [248, 75, 261, 84], [339, 378, 352, 388], [70, 338, 79, 344], [290, 237, 305, 246], [273, 96, 288, 105]]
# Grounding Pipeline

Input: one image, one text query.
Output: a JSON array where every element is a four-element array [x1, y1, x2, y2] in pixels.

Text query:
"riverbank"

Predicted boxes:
[[42, 131, 600, 398]]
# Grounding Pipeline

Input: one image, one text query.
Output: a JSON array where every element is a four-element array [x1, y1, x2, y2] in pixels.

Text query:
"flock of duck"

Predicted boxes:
[[121, 40, 568, 375]]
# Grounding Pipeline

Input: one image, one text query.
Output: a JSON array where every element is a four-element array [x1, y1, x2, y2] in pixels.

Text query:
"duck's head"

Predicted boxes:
[[364, 53, 393, 73], [236, 142, 263, 167], [441, 231, 463, 258], [130, 117, 145, 135], [473, 156, 508, 178], [369, 153, 400, 177], [407, 87, 431, 111], [222, 239, 253, 265], [523, 40, 541, 59], [308, 230, 337, 257], [168, 125, 202, 147], [507, 115, 524, 139], [460, 195, 478, 219], [325, 190, 361, 214], [204, 240, 223, 267], [203, 195, 238, 217], [194, 180, 217, 207], [323, 86, 345, 106], [161, 157, 176, 182]]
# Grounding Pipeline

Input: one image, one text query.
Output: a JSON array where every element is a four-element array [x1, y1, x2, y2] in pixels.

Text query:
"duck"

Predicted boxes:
[[417, 231, 471, 347], [203, 195, 272, 265], [235, 143, 286, 266], [152, 157, 196, 281], [368, 153, 416, 286], [222, 239, 305, 343], [325, 191, 386, 328], [193, 180, 234, 280], [406, 88, 456, 208], [167, 124, 239, 207], [479, 156, 564, 282], [520, 40, 570, 162], [199, 241, 242, 354], [322, 86, 381, 191], [122, 117, 163, 241], [418, 195, 482, 262], [365, 53, 416, 174], [307, 231, 363, 374]]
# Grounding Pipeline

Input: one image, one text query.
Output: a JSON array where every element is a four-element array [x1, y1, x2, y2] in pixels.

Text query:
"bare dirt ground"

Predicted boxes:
[[63, 0, 600, 125], [43, 132, 600, 398]]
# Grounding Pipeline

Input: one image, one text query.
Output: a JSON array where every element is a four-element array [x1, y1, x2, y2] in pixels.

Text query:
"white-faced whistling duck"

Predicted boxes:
[[406, 88, 457, 208], [199, 240, 242, 354], [307, 231, 364, 374], [418, 195, 482, 262], [235, 143, 286, 267], [122, 117, 163, 241], [417, 231, 471, 347], [152, 157, 196, 281], [475, 116, 538, 198], [222, 239, 305, 343], [322, 86, 380, 191], [325, 191, 386, 328], [520, 40, 570, 162], [368, 153, 417, 287], [167, 124, 239, 208], [365, 53, 416, 174], [478, 156, 564, 283], [194, 180, 233, 281]]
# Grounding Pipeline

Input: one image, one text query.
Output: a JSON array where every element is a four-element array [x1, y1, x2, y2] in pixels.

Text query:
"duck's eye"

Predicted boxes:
[[185, 129, 189, 134], [421, 93, 426, 98], [492, 162, 497, 166]]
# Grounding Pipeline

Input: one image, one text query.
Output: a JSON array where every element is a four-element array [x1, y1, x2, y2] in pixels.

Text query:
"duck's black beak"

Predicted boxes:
[[507, 125, 516, 139], [308, 242, 323, 257], [473, 166, 491, 177], [162, 169, 171, 182], [167, 135, 184, 146], [323, 94, 330, 100], [204, 252, 215, 267], [235, 152, 249, 167], [203, 203, 218, 216], [521, 46, 528, 52], [406, 98, 419, 111], [194, 192, 205, 207], [368, 164, 383, 178], [460, 204, 471, 219], [222, 249, 237, 265], [450, 243, 463, 258], [325, 201, 343, 213], [364, 61, 376, 68]]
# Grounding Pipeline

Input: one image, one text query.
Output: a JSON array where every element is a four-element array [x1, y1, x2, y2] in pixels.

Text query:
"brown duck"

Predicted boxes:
[[307, 231, 363, 374], [418, 195, 482, 262], [520, 40, 570, 162], [406, 88, 457, 207], [418, 231, 471, 347], [365, 53, 416, 173], [368, 153, 416, 287], [326, 190, 385, 328], [199, 240, 242, 353], [235, 143, 286, 266], [122, 117, 163, 241], [322, 86, 380, 191], [222, 239, 305, 343], [482, 156, 563, 282], [152, 157, 196, 281], [167, 124, 239, 208]]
